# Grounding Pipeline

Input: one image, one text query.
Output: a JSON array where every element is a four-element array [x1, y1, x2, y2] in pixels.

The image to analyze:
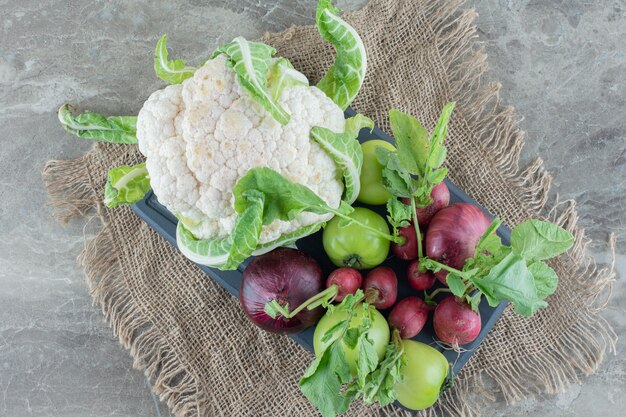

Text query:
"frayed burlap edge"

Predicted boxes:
[[42, 1, 617, 416]]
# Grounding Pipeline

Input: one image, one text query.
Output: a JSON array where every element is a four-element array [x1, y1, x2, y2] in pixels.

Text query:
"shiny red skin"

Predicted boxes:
[[326, 268, 363, 302], [402, 182, 451, 227], [425, 203, 492, 285], [240, 248, 324, 334], [406, 260, 437, 291], [363, 266, 398, 310], [388, 296, 431, 339], [391, 225, 419, 260], [433, 295, 481, 345]]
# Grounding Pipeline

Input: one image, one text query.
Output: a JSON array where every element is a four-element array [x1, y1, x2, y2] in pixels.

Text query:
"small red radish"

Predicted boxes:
[[391, 225, 419, 260], [388, 297, 431, 338], [363, 266, 398, 309], [406, 260, 436, 291], [326, 268, 363, 302], [433, 295, 481, 345], [403, 182, 450, 227]]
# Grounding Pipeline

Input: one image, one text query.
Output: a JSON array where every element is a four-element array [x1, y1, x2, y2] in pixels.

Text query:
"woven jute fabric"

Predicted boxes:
[[43, 1, 617, 416]]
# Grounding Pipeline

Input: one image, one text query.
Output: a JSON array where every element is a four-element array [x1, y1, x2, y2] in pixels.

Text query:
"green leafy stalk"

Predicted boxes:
[[299, 291, 380, 417], [264, 285, 339, 319], [315, 0, 367, 110], [378, 104, 455, 252], [154, 34, 196, 84], [421, 219, 574, 316], [310, 115, 373, 204], [267, 58, 309, 100], [58, 104, 138, 144], [212, 37, 290, 125], [103, 163, 152, 207]]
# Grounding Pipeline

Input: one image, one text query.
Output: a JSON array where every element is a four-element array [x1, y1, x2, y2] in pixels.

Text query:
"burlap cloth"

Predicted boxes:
[[43, 1, 617, 416]]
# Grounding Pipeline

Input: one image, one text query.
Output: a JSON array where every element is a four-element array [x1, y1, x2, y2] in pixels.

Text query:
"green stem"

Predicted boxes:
[[331, 210, 404, 244], [426, 287, 451, 300], [424, 259, 466, 277], [410, 197, 423, 259], [268, 285, 338, 319]]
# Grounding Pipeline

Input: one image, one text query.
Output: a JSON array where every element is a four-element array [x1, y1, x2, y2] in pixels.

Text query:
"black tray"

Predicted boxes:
[[131, 109, 509, 377]]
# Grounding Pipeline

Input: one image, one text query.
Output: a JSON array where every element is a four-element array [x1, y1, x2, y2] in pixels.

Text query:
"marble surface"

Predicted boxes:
[[0, 1, 623, 416]]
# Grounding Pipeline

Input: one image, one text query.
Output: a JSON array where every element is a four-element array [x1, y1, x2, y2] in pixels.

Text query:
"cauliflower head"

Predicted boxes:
[[137, 54, 346, 244]]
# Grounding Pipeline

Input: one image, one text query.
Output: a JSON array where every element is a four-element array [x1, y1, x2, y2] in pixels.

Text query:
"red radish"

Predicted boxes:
[[406, 260, 436, 291], [403, 182, 450, 227], [391, 225, 419, 260], [425, 203, 492, 285], [326, 268, 362, 302], [363, 266, 398, 309], [433, 295, 481, 345], [240, 248, 324, 334], [388, 297, 431, 338]]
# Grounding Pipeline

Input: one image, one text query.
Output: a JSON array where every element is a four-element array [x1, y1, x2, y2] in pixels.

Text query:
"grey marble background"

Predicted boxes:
[[0, 1, 624, 416]]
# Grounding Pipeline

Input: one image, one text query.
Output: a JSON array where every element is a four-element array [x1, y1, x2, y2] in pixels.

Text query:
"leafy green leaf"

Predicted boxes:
[[386, 198, 412, 233], [233, 167, 347, 224], [224, 190, 265, 269], [388, 109, 430, 175], [315, 0, 367, 110], [154, 34, 196, 84], [376, 148, 415, 198], [528, 261, 559, 299], [58, 104, 138, 144], [429, 102, 455, 160], [468, 292, 482, 312], [445, 273, 466, 297], [343, 328, 360, 349], [511, 219, 575, 261], [356, 333, 379, 387], [426, 168, 448, 186], [299, 342, 352, 417], [267, 58, 308, 100], [212, 37, 290, 125], [469, 252, 547, 316], [358, 339, 406, 406], [310, 114, 371, 203], [103, 163, 151, 207]]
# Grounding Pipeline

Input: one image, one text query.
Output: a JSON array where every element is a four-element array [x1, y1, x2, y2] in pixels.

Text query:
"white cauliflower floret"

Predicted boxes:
[[136, 54, 346, 243]]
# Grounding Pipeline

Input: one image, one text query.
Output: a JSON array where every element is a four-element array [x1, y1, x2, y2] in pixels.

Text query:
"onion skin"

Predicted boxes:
[[433, 295, 481, 345], [388, 297, 430, 338], [240, 248, 324, 334], [425, 203, 492, 285]]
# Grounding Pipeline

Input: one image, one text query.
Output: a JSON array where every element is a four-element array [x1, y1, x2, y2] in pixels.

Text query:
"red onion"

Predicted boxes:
[[240, 248, 324, 333], [425, 203, 492, 285]]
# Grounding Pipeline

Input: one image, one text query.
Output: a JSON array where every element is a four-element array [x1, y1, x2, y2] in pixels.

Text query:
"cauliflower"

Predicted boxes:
[[58, 0, 369, 270], [136, 54, 346, 244]]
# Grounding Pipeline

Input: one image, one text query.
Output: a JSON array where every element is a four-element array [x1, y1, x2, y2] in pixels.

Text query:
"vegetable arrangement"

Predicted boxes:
[[57, 0, 575, 415]]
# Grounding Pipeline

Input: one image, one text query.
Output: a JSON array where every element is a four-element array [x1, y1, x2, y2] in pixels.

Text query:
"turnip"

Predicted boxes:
[[425, 202, 492, 285], [433, 295, 481, 345], [406, 259, 436, 291], [388, 297, 431, 338], [326, 267, 363, 302], [390, 225, 419, 260], [363, 266, 398, 309], [402, 182, 450, 227]]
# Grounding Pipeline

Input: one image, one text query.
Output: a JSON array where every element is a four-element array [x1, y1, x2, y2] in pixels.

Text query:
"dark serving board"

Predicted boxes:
[[131, 108, 509, 379]]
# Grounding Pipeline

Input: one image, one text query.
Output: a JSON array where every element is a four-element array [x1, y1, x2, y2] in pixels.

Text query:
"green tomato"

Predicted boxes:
[[395, 340, 450, 411], [313, 304, 390, 374], [323, 207, 391, 270], [357, 139, 396, 205]]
